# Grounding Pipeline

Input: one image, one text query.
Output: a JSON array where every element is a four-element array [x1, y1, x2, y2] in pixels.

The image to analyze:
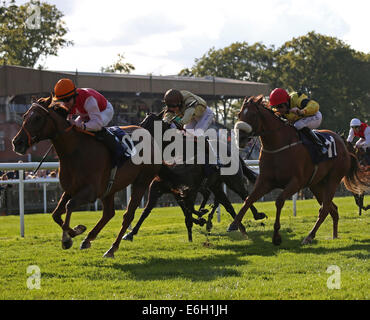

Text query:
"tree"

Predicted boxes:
[[178, 42, 275, 126], [273, 31, 370, 132], [0, 0, 73, 68], [101, 53, 135, 74]]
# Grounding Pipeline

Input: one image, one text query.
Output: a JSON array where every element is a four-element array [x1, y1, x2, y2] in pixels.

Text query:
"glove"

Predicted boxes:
[[173, 116, 182, 124]]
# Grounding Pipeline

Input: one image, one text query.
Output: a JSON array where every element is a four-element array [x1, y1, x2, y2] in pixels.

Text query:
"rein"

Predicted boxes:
[[262, 141, 302, 154], [241, 101, 301, 154], [23, 102, 94, 147]]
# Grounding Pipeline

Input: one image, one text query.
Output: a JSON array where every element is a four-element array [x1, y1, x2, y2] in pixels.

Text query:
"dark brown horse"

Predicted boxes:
[[124, 112, 266, 242], [228, 95, 370, 245], [344, 140, 369, 215], [12, 96, 161, 258]]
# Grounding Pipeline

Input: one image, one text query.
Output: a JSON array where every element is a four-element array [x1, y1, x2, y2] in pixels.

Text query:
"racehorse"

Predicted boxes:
[[344, 139, 369, 215], [12, 96, 161, 258], [124, 112, 266, 242], [228, 95, 370, 245]]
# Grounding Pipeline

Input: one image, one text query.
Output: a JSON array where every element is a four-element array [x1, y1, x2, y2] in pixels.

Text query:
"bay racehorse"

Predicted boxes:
[[228, 95, 370, 245], [12, 96, 161, 258]]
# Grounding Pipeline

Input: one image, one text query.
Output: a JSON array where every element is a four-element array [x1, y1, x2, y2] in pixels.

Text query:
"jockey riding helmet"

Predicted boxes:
[[53, 78, 77, 101], [350, 118, 361, 128], [269, 88, 290, 107], [164, 89, 183, 109]]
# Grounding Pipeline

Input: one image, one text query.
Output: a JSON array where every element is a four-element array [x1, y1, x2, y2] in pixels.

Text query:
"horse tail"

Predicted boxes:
[[342, 153, 370, 195], [239, 155, 257, 183]]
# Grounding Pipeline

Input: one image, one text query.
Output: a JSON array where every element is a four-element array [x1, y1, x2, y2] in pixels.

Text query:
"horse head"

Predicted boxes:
[[233, 95, 264, 148], [139, 109, 171, 136], [12, 95, 69, 155]]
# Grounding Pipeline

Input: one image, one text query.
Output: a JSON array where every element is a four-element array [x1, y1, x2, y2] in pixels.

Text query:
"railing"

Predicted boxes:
[[0, 161, 298, 238]]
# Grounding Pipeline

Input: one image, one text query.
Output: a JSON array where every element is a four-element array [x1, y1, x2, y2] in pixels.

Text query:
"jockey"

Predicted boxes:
[[346, 119, 370, 163], [162, 89, 220, 169], [53, 78, 118, 156], [163, 89, 214, 136], [269, 88, 327, 154]]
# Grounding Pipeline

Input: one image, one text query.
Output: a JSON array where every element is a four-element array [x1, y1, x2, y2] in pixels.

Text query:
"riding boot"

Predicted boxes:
[[300, 127, 327, 154], [95, 128, 119, 157]]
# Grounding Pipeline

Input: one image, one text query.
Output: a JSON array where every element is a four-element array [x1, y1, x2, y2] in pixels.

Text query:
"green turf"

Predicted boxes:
[[0, 196, 369, 300]]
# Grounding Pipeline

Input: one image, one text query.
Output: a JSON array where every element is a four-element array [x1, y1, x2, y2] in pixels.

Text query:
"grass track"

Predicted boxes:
[[0, 196, 369, 300]]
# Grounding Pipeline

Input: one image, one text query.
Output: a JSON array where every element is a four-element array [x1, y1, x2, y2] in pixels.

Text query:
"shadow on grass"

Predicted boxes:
[[105, 253, 248, 282], [211, 227, 370, 259]]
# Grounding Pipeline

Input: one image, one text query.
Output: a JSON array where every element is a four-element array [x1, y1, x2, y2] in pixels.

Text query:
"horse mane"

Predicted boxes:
[[244, 95, 290, 126], [49, 101, 70, 119]]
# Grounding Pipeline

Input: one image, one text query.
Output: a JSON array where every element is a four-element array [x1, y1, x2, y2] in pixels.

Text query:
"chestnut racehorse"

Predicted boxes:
[[12, 96, 161, 258], [228, 95, 370, 245]]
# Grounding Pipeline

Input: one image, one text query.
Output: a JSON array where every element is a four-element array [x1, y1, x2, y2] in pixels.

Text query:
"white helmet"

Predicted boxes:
[[350, 118, 361, 127]]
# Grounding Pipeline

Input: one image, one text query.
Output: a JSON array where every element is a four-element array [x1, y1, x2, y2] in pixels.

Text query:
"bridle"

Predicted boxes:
[[239, 100, 289, 138], [239, 100, 301, 154], [21, 102, 70, 148]]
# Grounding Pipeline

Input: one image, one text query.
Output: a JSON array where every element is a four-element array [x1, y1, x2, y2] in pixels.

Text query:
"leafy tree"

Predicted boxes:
[[101, 53, 135, 74], [0, 0, 73, 68], [179, 42, 275, 126], [273, 31, 370, 132]]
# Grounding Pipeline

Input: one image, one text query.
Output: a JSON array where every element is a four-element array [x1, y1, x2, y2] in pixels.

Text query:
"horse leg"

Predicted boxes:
[[123, 180, 164, 241], [329, 202, 339, 239], [209, 183, 248, 235], [80, 194, 115, 250], [177, 197, 197, 242], [272, 179, 300, 245], [103, 173, 154, 258], [194, 188, 211, 217], [61, 185, 95, 249], [222, 175, 267, 220], [51, 192, 70, 227], [206, 200, 219, 234], [228, 179, 274, 233], [353, 193, 363, 216], [303, 182, 339, 244]]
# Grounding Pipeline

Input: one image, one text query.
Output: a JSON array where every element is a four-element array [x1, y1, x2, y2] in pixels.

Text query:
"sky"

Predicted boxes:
[[15, 0, 370, 75]]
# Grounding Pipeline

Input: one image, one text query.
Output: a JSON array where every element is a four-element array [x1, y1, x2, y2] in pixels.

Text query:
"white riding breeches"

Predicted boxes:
[[294, 111, 322, 130], [184, 106, 215, 136]]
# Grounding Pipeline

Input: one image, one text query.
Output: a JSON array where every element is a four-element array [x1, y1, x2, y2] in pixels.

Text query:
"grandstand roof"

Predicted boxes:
[[0, 65, 270, 99]]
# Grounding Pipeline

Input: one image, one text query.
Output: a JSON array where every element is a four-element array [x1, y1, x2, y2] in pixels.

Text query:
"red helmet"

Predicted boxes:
[[269, 88, 290, 107]]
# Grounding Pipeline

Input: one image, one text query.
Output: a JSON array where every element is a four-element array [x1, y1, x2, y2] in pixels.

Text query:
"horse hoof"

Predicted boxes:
[[62, 238, 73, 250], [227, 222, 239, 232], [80, 239, 91, 250], [272, 234, 282, 246], [302, 236, 312, 245], [103, 249, 115, 258], [73, 225, 87, 237], [122, 233, 134, 241], [254, 212, 267, 220]]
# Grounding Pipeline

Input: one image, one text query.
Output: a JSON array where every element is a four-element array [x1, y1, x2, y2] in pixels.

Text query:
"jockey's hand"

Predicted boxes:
[[173, 116, 184, 129], [68, 118, 84, 129], [290, 107, 302, 115]]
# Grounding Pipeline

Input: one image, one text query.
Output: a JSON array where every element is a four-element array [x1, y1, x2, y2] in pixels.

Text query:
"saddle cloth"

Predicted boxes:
[[299, 130, 338, 164], [106, 126, 137, 167]]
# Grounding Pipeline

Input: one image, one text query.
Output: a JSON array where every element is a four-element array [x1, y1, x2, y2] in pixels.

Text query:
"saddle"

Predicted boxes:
[[299, 130, 337, 164], [96, 126, 136, 168]]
